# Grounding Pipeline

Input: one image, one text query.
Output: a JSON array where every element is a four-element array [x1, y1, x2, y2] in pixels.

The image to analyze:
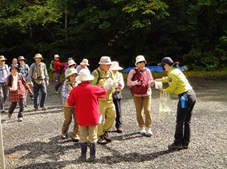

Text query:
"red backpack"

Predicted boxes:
[[131, 68, 149, 95]]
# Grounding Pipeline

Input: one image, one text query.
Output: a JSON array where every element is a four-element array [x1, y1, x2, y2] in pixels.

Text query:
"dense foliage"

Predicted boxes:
[[0, 0, 226, 70]]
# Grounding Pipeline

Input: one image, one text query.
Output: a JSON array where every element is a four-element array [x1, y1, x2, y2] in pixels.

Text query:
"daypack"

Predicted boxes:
[[131, 68, 148, 95], [49, 60, 54, 72]]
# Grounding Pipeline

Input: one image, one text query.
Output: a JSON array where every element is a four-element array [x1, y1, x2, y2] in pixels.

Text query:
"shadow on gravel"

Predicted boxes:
[[14, 149, 176, 169]]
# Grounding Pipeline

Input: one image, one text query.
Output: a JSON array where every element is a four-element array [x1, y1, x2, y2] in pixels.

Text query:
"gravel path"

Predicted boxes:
[[1, 79, 227, 169]]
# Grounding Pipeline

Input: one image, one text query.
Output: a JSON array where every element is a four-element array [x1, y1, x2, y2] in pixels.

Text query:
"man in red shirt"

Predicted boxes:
[[53, 54, 67, 94]]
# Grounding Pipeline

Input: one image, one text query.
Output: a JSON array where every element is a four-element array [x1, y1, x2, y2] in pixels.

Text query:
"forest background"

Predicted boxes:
[[0, 0, 226, 71]]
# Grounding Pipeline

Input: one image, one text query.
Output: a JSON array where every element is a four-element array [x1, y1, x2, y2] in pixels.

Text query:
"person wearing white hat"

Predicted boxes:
[[76, 58, 90, 73], [110, 61, 125, 133], [68, 69, 107, 162], [27, 53, 49, 111], [61, 68, 79, 142], [64, 59, 77, 77], [127, 55, 154, 137], [91, 56, 116, 144], [52, 54, 67, 94], [0, 55, 10, 113]]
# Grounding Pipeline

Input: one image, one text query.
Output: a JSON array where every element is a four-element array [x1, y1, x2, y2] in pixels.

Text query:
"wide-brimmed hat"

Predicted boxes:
[[68, 60, 76, 67], [98, 56, 112, 65], [54, 54, 60, 59], [76, 69, 94, 81], [158, 57, 173, 66], [0, 55, 7, 61], [80, 58, 89, 66], [110, 61, 123, 70], [135, 55, 147, 66], [33, 53, 43, 60], [65, 68, 78, 78], [10, 64, 19, 71], [18, 56, 26, 61]]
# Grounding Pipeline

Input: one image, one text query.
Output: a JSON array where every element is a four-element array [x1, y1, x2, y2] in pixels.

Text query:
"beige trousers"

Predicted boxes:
[[133, 95, 152, 128], [97, 100, 116, 136], [79, 125, 98, 143], [62, 106, 79, 137]]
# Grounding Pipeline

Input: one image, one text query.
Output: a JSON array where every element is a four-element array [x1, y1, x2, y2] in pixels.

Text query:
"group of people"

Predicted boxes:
[[0, 53, 196, 162]]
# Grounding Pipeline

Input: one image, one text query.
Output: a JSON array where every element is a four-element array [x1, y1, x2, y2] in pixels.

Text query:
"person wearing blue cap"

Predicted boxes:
[[156, 57, 196, 150]]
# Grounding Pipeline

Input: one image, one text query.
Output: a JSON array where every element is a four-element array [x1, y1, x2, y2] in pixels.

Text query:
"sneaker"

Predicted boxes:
[[61, 134, 67, 139], [18, 117, 23, 122], [183, 144, 189, 149], [8, 113, 12, 119], [34, 108, 39, 111], [41, 107, 47, 110], [71, 135, 80, 142], [55, 90, 59, 94], [97, 135, 107, 144], [103, 132, 111, 142], [1, 110, 6, 113], [168, 143, 184, 150], [116, 128, 123, 133], [145, 128, 153, 137], [140, 127, 146, 135]]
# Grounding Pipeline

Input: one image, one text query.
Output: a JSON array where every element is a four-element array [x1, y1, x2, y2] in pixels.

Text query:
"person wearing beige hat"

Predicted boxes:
[[91, 56, 116, 144], [27, 53, 49, 111], [127, 55, 154, 137], [68, 69, 107, 162], [61, 68, 79, 142], [110, 61, 125, 133], [53, 54, 67, 94], [0, 55, 10, 113], [76, 58, 90, 73]]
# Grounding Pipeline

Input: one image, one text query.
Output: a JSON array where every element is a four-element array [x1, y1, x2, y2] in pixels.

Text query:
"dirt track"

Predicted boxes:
[[1, 79, 227, 169]]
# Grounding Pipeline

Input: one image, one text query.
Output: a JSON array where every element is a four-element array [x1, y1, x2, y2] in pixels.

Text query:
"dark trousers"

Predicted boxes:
[[113, 98, 122, 128], [8, 98, 24, 118], [174, 89, 196, 145], [33, 81, 47, 109], [54, 73, 63, 91]]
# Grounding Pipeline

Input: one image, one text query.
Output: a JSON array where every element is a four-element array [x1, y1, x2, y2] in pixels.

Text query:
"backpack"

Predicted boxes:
[[94, 68, 112, 85], [49, 60, 54, 72], [131, 68, 148, 95]]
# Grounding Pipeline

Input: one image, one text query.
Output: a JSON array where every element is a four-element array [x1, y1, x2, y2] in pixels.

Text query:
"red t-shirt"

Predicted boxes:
[[53, 60, 67, 74]]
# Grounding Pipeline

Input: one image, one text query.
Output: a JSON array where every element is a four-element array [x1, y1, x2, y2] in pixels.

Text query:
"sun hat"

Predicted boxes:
[[18, 56, 26, 61], [65, 68, 78, 78], [0, 55, 7, 61], [110, 61, 123, 70], [98, 56, 112, 65], [76, 69, 94, 81], [68, 60, 76, 67], [33, 53, 43, 60], [135, 55, 147, 66], [80, 58, 89, 66], [158, 57, 173, 66], [10, 64, 19, 71], [54, 54, 60, 59]]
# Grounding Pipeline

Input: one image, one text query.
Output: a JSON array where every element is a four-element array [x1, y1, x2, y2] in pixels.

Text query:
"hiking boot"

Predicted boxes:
[[41, 107, 47, 110], [168, 143, 184, 150], [8, 113, 12, 119], [55, 90, 59, 94], [183, 144, 189, 149], [97, 135, 107, 145], [61, 134, 67, 139], [116, 128, 123, 133], [1, 110, 6, 113], [34, 108, 40, 111], [71, 135, 80, 142], [103, 132, 111, 142], [145, 128, 153, 137], [140, 127, 146, 135]]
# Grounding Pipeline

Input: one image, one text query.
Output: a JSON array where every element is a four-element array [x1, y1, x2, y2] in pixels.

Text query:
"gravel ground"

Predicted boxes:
[[1, 79, 227, 169]]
